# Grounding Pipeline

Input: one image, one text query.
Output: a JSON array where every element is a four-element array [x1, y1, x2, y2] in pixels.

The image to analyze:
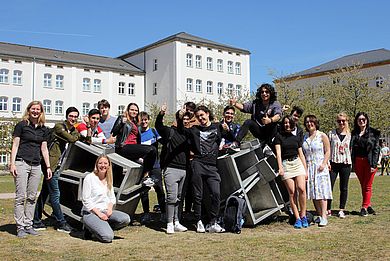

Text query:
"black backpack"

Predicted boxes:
[[223, 194, 247, 234]]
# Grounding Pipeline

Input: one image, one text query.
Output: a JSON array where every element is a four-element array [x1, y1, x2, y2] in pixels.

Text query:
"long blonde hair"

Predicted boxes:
[[22, 100, 46, 126], [336, 112, 350, 133], [93, 155, 113, 190]]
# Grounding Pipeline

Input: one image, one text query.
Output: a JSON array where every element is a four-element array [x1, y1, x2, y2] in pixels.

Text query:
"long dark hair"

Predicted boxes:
[[255, 83, 277, 103], [353, 111, 370, 135], [280, 115, 296, 133], [126, 102, 140, 123]]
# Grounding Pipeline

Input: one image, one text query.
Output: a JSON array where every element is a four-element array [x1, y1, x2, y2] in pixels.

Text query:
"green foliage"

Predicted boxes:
[[274, 65, 390, 135]]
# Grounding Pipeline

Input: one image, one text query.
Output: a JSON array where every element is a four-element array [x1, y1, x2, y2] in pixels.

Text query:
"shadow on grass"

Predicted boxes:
[[0, 223, 16, 236]]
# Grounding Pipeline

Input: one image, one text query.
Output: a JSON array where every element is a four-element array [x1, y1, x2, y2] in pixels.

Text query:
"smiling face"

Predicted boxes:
[[67, 111, 79, 126], [96, 157, 110, 175], [291, 111, 301, 124], [140, 116, 149, 130], [357, 115, 367, 129], [260, 87, 270, 102], [304, 118, 317, 132], [283, 118, 292, 132], [128, 105, 139, 119], [195, 110, 210, 126], [89, 113, 100, 128], [336, 116, 347, 130], [224, 109, 235, 123], [29, 104, 42, 120], [183, 115, 190, 128]]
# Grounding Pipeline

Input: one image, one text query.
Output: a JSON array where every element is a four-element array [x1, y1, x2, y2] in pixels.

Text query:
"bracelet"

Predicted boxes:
[[47, 166, 51, 169]]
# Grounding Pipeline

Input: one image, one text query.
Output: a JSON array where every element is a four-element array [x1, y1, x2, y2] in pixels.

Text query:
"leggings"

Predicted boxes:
[[117, 144, 156, 174], [327, 162, 351, 210]]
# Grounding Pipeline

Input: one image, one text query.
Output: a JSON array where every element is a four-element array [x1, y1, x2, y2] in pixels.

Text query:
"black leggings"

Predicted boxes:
[[117, 144, 156, 174], [236, 119, 276, 147], [141, 168, 166, 213], [327, 162, 351, 210]]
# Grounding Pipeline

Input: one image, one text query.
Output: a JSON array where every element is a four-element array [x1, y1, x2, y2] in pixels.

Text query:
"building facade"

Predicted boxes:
[[0, 32, 251, 166], [119, 32, 251, 112]]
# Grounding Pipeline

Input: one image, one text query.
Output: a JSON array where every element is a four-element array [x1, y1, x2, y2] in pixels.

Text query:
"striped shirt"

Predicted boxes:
[[328, 129, 352, 164]]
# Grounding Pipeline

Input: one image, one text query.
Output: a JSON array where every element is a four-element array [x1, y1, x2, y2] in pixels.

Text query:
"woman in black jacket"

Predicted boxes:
[[350, 112, 380, 216]]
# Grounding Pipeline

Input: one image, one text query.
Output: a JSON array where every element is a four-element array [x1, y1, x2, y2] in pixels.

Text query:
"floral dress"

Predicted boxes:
[[302, 131, 333, 200]]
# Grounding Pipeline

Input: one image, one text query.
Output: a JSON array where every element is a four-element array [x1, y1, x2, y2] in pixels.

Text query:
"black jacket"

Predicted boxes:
[[351, 127, 381, 168], [111, 116, 141, 148], [155, 113, 188, 170]]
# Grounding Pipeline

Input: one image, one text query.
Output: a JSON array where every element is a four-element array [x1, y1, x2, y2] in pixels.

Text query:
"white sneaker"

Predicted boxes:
[[206, 222, 225, 233], [338, 210, 346, 219], [142, 177, 155, 187], [319, 217, 328, 227], [166, 222, 174, 234], [174, 222, 188, 232], [196, 220, 205, 233]]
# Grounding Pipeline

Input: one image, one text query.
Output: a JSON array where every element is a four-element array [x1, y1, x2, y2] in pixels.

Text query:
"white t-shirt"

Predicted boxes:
[[82, 172, 116, 212]]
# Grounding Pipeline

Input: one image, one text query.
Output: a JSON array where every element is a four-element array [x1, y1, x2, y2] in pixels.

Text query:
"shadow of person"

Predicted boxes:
[[0, 224, 16, 236]]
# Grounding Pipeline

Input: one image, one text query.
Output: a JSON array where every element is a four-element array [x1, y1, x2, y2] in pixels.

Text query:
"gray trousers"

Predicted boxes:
[[83, 210, 130, 243], [14, 161, 42, 231], [163, 167, 186, 223]]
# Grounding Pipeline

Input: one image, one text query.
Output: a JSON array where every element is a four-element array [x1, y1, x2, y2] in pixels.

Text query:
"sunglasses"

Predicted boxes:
[[225, 112, 235, 115], [358, 118, 366, 122], [337, 120, 346, 124]]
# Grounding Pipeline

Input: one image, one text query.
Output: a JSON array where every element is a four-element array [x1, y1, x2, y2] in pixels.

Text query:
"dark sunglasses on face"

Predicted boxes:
[[358, 118, 366, 122], [225, 112, 234, 115], [337, 120, 346, 123], [68, 115, 78, 118]]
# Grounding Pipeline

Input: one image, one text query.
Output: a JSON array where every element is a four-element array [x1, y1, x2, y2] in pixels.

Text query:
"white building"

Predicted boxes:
[[280, 48, 390, 91], [0, 42, 145, 123], [0, 32, 251, 166], [119, 32, 251, 112]]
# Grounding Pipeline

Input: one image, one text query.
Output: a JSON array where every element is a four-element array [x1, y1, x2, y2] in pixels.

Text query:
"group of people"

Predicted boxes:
[[9, 82, 382, 242]]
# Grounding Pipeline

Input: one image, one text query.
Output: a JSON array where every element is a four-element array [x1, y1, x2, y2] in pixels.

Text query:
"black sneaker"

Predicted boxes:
[[56, 222, 73, 233], [360, 208, 368, 217], [33, 222, 47, 231], [83, 228, 92, 240], [367, 206, 376, 215]]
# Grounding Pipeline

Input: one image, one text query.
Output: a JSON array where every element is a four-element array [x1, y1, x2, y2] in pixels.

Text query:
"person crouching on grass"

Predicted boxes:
[[275, 115, 308, 229], [82, 155, 130, 243]]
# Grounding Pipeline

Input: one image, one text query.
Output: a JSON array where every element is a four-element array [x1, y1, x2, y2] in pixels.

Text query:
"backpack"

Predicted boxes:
[[223, 194, 247, 234]]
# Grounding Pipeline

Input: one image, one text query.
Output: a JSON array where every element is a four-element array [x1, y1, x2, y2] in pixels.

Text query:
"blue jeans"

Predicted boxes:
[[34, 169, 66, 225]]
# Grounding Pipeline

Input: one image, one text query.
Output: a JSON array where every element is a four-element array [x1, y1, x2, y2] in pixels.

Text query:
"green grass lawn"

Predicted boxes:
[[0, 176, 389, 260], [0, 174, 14, 193]]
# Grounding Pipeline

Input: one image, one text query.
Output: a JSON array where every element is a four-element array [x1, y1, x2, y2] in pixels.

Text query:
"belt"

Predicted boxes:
[[283, 156, 298, 162], [15, 158, 40, 166]]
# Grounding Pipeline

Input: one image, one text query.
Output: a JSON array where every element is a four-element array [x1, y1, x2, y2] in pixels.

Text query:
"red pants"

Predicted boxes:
[[355, 157, 377, 208]]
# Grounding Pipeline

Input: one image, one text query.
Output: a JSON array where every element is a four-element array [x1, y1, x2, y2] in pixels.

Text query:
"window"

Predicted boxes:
[[56, 75, 64, 89], [57, 65, 63, 69], [235, 85, 242, 97], [118, 105, 125, 115], [206, 57, 213, 71], [186, 78, 193, 92], [227, 84, 233, 95], [217, 82, 223, 95], [217, 59, 223, 72], [82, 78, 91, 91], [93, 79, 101, 92], [128, 83, 135, 95], [206, 81, 213, 94], [153, 83, 157, 95], [45, 64, 52, 67], [235, 62, 241, 75], [13, 70, 22, 85], [227, 61, 233, 74], [82, 103, 90, 115], [15, 60, 22, 64], [195, 55, 202, 68], [12, 97, 21, 112], [43, 73, 52, 88], [55, 100, 63, 115], [186, 53, 193, 67], [95, 70, 100, 73], [153, 59, 158, 71], [195, 80, 202, 93], [1, 59, 8, 62], [93, 103, 98, 109], [84, 69, 90, 72], [376, 76, 384, 87], [118, 82, 125, 94], [0, 69, 9, 83], [0, 96, 8, 111], [0, 153, 8, 165], [43, 100, 51, 114]]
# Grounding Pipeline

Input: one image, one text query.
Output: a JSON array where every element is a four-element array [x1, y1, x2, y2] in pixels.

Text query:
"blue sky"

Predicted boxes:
[[1, 0, 389, 92]]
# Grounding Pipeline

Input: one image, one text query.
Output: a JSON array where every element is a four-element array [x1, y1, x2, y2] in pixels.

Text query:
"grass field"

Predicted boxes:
[[0, 176, 389, 260]]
